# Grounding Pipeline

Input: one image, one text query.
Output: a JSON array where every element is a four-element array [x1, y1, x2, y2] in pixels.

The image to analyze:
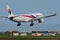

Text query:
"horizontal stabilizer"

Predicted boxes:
[[0, 16, 8, 18]]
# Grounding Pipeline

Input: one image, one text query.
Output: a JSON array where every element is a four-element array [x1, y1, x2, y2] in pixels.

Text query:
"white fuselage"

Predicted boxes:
[[13, 16, 33, 22], [9, 13, 44, 23]]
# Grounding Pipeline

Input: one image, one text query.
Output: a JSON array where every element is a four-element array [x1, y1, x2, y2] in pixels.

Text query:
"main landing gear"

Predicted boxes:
[[30, 23, 34, 26], [17, 23, 21, 26], [17, 22, 34, 26]]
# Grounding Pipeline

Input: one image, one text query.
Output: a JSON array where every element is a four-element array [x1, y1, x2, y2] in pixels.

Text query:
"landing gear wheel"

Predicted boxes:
[[30, 23, 34, 26], [17, 23, 21, 26]]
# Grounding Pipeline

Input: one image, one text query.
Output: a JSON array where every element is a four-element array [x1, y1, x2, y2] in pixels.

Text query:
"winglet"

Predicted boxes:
[[7, 5, 11, 14]]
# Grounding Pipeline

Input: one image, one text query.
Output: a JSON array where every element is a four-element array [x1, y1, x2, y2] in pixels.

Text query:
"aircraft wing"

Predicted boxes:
[[44, 13, 56, 18]]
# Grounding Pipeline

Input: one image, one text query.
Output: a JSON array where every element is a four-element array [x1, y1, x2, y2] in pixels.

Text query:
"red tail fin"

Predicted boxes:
[[7, 5, 11, 14]]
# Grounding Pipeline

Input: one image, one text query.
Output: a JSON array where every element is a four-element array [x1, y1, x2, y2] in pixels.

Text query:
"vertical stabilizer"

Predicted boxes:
[[7, 5, 12, 14]]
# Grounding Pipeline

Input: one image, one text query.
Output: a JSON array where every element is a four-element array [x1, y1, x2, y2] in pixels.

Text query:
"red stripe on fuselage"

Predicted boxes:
[[21, 15, 33, 18], [8, 9, 11, 14]]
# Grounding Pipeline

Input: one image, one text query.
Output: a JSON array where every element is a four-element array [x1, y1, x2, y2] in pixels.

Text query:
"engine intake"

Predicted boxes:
[[38, 19, 44, 23]]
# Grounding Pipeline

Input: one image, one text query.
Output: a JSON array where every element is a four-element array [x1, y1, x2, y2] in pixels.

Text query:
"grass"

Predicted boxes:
[[0, 34, 60, 40]]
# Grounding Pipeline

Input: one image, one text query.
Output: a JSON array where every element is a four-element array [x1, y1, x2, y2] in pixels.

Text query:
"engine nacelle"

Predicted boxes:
[[38, 19, 44, 23]]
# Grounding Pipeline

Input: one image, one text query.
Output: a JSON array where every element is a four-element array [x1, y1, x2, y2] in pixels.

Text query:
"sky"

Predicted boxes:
[[0, 0, 60, 32]]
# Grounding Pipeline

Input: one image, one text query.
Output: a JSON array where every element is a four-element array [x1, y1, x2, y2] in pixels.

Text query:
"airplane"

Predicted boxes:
[[0, 5, 56, 26]]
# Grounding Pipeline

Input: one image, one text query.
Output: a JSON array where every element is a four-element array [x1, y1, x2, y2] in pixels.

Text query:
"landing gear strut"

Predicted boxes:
[[17, 23, 21, 26], [30, 23, 34, 26]]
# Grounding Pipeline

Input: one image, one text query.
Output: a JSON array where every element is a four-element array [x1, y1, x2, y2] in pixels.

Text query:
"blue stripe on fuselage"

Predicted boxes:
[[31, 15, 36, 18]]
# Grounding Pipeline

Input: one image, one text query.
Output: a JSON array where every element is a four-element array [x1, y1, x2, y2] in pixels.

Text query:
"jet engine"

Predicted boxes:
[[38, 19, 44, 23]]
